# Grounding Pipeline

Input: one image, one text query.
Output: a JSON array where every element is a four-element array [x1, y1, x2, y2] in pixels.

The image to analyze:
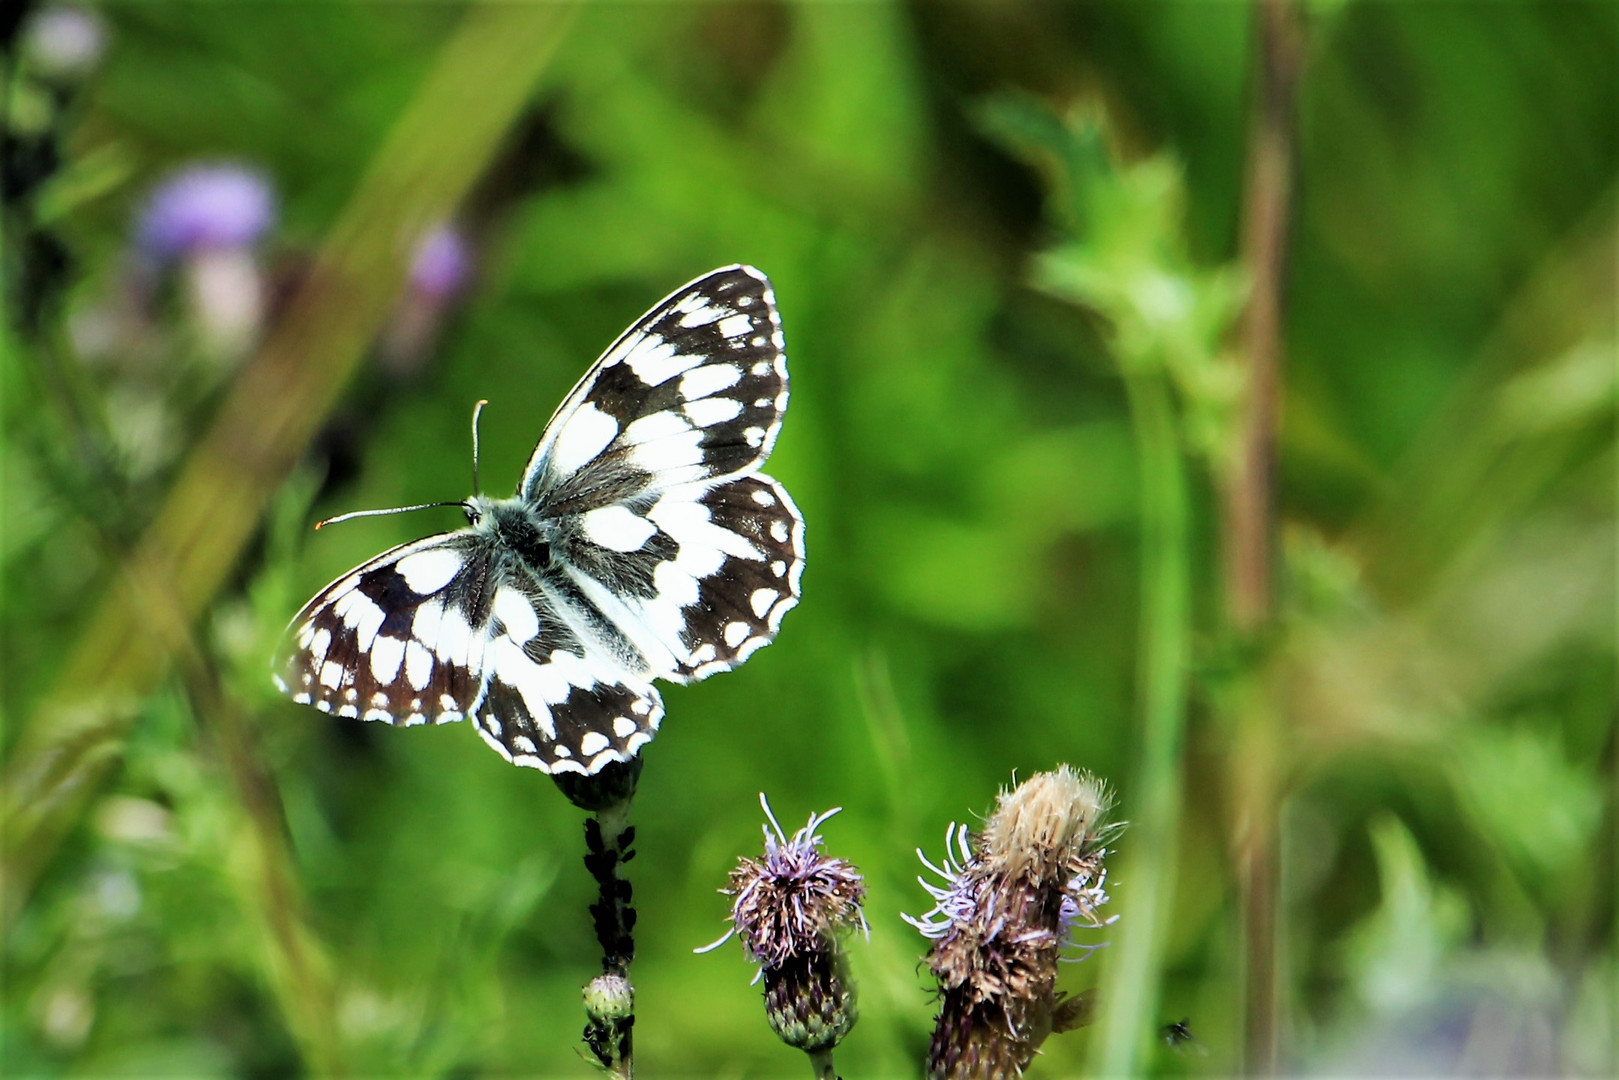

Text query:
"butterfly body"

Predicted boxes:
[[275, 266, 803, 775]]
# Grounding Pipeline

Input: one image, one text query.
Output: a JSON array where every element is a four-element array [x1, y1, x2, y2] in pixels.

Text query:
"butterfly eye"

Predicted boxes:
[[463, 503, 481, 525]]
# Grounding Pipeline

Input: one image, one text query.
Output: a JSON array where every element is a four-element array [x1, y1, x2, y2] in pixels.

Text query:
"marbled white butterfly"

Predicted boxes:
[[274, 266, 804, 775]]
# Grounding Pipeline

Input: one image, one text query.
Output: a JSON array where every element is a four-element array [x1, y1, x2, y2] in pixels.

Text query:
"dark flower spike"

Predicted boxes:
[[701, 794, 866, 1072], [908, 767, 1116, 1080]]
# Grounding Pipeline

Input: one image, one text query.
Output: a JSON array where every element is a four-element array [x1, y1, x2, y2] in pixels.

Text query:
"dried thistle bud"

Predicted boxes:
[[906, 767, 1116, 1080], [700, 795, 867, 1055]]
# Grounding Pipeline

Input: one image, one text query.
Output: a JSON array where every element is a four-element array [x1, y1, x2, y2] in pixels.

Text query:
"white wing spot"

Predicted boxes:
[[582, 505, 657, 552], [492, 587, 540, 642], [404, 641, 433, 691], [369, 634, 405, 685], [750, 588, 777, 617], [770, 519, 790, 543], [309, 628, 332, 666], [395, 548, 462, 594], [685, 397, 743, 426], [613, 715, 638, 738], [623, 410, 690, 446], [320, 662, 344, 690], [512, 734, 539, 754], [679, 364, 741, 400], [579, 731, 610, 757], [630, 425, 705, 473], [435, 606, 476, 665], [716, 313, 753, 339], [550, 402, 620, 476], [677, 303, 726, 329], [771, 560, 787, 578], [723, 621, 750, 647], [744, 426, 765, 447], [626, 337, 703, 386], [752, 488, 777, 507], [751, 360, 771, 376]]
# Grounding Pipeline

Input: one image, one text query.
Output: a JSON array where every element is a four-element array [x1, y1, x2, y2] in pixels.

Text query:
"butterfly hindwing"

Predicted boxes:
[[464, 578, 665, 774], [553, 472, 805, 681]]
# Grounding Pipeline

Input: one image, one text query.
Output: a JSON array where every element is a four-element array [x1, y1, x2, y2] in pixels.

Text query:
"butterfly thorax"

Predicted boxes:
[[468, 495, 556, 572]]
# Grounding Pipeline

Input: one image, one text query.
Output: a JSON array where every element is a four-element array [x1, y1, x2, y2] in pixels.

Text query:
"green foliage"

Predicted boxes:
[[3, 2, 1614, 1077]]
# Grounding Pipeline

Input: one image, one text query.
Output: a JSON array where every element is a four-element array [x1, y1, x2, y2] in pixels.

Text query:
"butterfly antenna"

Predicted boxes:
[[315, 502, 466, 530], [471, 399, 489, 494]]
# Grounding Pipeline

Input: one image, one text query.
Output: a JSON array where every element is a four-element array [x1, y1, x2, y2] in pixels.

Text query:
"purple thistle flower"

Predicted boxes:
[[907, 767, 1116, 1080], [408, 224, 472, 301], [135, 163, 275, 263], [701, 794, 866, 1060]]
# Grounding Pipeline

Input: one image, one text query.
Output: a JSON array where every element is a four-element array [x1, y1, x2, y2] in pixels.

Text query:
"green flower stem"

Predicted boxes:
[[583, 798, 636, 1079], [808, 1048, 836, 1080], [1091, 368, 1192, 1078]]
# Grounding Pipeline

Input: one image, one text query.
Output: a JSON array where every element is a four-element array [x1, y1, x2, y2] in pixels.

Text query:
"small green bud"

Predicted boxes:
[[583, 973, 633, 1024]]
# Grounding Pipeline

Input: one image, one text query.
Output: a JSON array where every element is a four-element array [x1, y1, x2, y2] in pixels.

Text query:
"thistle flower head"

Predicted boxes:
[[703, 794, 867, 968], [907, 766, 1117, 1080], [701, 794, 866, 1055], [408, 224, 472, 301], [135, 163, 275, 262]]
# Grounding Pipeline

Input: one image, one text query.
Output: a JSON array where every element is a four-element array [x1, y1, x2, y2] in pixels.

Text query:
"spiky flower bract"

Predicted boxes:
[[907, 767, 1116, 1079], [702, 795, 867, 1057]]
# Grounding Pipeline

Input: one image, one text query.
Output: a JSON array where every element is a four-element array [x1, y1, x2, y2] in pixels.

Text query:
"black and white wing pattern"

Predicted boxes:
[[275, 535, 489, 726], [275, 265, 803, 775]]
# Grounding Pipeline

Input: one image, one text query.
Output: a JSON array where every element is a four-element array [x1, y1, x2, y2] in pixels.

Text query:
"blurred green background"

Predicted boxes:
[[2, 2, 1614, 1077]]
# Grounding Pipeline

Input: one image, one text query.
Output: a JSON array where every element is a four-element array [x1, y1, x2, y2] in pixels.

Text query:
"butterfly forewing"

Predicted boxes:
[[274, 535, 491, 725], [522, 265, 788, 509]]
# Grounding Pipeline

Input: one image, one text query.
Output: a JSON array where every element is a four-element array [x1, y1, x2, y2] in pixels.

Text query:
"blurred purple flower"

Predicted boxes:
[[24, 5, 107, 82], [135, 164, 275, 262], [408, 224, 472, 300]]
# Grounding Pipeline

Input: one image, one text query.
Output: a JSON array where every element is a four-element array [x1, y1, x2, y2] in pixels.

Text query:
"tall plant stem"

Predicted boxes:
[[1227, 0, 1301, 1073], [582, 798, 636, 1079], [1091, 369, 1192, 1077], [182, 664, 344, 1075]]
